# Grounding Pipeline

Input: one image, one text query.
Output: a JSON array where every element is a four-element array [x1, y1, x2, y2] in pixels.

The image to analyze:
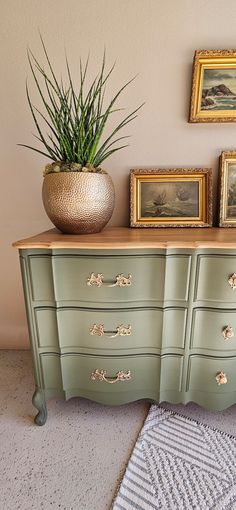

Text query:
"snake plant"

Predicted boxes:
[[19, 36, 143, 174]]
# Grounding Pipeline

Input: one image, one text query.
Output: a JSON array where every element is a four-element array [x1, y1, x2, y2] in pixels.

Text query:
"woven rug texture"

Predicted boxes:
[[112, 405, 236, 510]]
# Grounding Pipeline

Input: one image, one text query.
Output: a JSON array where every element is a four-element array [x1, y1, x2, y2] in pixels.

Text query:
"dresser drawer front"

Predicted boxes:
[[196, 255, 236, 303], [188, 356, 236, 393], [40, 353, 183, 400], [29, 254, 190, 304], [53, 255, 163, 304], [60, 354, 183, 393], [35, 307, 187, 351], [57, 308, 162, 351], [61, 355, 160, 394], [57, 307, 187, 351], [191, 309, 236, 352]]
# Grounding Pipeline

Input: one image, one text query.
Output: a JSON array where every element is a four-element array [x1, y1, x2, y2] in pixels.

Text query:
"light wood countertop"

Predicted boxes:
[[13, 226, 236, 249]]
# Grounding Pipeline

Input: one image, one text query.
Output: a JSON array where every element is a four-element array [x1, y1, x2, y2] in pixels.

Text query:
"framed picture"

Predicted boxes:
[[130, 168, 212, 228], [189, 50, 236, 123], [219, 151, 236, 227]]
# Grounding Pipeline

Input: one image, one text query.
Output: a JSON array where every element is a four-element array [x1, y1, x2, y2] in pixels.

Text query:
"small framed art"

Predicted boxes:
[[219, 151, 236, 227], [130, 168, 212, 228], [189, 50, 236, 123]]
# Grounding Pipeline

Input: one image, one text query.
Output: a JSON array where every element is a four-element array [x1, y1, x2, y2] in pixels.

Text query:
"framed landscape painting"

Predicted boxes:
[[219, 151, 236, 227], [130, 168, 212, 228], [189, 50, 236, 122]]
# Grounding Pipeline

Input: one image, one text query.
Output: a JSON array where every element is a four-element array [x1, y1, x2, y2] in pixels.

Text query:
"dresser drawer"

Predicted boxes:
[[58, 308, 161, 351], [195, 255, 236, 303], [60, 354, 160, 394], [40, 353, 183, 403], [35, 307, 187, 351], [191, 309, 236, 352], [60, 354, 183, 394], [40, 354, 183, 393], [54, 255, 161, 304], [188, 356, 236, 393], [29, 254, 190, 304]]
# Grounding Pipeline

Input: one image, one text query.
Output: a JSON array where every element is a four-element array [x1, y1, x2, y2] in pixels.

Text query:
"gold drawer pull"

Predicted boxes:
[[87, 273, 103, 287], [90, 324, 131, 338], [108, 274, 132, 287], [222, 326, 234, 340], [87, 273, 132, 288], [215, 371, 228, 385], [228, 273, 236, 290], [90, 369, 132, 384]]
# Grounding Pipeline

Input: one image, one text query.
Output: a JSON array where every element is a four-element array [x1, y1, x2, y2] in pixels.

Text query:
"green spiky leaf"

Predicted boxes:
[[19, 37, 144, 169]]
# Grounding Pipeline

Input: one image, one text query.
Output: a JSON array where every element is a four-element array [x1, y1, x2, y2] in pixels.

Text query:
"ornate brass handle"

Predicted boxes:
[[228, 273, 236, 290], [215, 371, 228, 385], [90, 369, 132, 384], [87, 273, 103, 287], [108, 274, 132, 287], [222, 325, 234, 340], [87, 273, 132, 288], [90, 324, 132, 338]]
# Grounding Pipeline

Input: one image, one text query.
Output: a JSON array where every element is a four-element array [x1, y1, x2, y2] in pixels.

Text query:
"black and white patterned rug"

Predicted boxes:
[[112, 406, 236, 510]]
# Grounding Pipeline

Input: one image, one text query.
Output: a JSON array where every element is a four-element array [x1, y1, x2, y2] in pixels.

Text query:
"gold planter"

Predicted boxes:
[[42, 172, 115, 234]]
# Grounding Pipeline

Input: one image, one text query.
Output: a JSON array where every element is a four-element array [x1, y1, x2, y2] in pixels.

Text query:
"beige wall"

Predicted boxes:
[[1, 0, 236, 348]]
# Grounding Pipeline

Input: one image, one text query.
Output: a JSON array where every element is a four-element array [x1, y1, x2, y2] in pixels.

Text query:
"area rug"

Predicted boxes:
[[112, 405, 236, 510]]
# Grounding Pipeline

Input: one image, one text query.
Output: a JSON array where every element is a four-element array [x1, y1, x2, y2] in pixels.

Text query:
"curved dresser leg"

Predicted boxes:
[[32, 388, 47, 426]]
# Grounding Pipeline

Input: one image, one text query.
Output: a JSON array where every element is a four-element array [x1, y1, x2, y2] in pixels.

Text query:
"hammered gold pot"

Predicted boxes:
[[42, 172, 115, 234]]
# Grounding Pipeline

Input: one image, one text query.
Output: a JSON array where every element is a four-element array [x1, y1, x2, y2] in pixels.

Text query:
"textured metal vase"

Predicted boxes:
[[42, 172, 115, 234]]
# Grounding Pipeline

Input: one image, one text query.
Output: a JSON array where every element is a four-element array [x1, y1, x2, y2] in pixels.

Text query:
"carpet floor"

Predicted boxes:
[[1, 350, 236, 510]]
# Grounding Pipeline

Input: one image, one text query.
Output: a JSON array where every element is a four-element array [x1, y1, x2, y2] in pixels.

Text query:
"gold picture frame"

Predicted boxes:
[[219, 151, 236, 227], [130, 168, 212, 228], [189, 50, 236, 123]]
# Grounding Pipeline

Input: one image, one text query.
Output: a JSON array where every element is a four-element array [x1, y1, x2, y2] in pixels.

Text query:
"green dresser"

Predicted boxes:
[[14, 227, 236, 424]]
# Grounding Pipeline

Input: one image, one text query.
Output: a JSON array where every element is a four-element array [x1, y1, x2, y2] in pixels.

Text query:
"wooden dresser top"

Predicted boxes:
[[13, 226, 236, 249]]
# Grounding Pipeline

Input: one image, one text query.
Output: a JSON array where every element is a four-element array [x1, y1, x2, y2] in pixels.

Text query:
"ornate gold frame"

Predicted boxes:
[[130, 168, 212, 228], [219, 151, 236, 227], [189, 50, 236, 123]]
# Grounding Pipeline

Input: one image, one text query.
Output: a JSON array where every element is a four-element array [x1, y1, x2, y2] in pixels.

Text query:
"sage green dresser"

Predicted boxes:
[[14, 227, 236, 425]]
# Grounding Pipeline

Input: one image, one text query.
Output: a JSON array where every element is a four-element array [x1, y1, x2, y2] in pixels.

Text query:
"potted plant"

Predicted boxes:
[[19, 37, 143, 234]]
